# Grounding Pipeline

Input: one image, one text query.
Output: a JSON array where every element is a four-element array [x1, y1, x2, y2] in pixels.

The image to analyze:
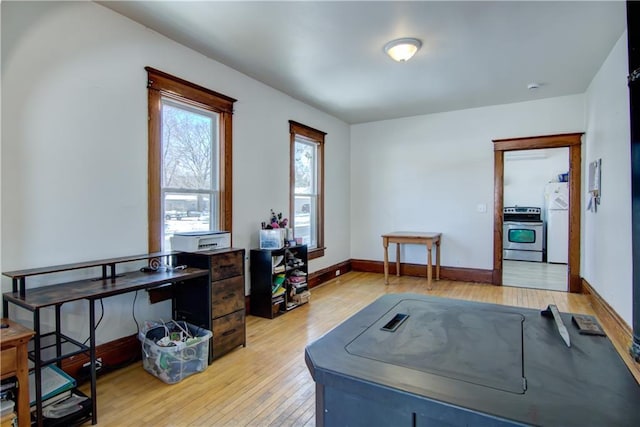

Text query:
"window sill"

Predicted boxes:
[[308, 247, 325, 260]]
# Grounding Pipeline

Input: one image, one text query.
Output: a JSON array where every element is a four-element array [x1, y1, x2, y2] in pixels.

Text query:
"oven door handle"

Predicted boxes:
[[504, 221, 542, 226]]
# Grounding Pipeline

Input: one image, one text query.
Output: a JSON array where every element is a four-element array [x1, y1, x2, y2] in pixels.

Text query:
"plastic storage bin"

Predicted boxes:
[[139, 320, 212, 384], [260, 229, 284, 249]]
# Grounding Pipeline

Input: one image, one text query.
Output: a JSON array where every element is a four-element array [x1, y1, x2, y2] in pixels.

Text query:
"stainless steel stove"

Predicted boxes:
[[503, 206, 544, 262]]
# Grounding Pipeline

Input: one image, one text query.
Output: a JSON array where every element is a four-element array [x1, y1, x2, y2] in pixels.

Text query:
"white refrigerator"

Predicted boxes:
[[545, 182, 569, 264]]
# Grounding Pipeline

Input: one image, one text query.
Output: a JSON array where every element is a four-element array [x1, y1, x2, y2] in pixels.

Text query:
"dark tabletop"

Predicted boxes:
[[305, 293, 640, 427]]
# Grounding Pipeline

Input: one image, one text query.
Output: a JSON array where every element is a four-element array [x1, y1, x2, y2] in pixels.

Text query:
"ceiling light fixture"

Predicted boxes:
[[384, 38, 422, 62]]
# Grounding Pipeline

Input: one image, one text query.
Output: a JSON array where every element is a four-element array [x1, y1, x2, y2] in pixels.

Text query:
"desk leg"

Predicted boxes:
[[426, 240, 433, 289], [89, 300, 98, 425], [55, 305, 62, 359], [436, 237, 441, 281], [383, 238, 389, 285], [34, 309, 43, 427], [396, 243, 401, 277]]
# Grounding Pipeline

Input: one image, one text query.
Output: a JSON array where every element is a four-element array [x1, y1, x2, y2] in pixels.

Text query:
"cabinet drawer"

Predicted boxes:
[[0, 347, 17, 377], [212, 311, 245, 359], [212, 276, 245, 317], [210, 251, 244, 281]]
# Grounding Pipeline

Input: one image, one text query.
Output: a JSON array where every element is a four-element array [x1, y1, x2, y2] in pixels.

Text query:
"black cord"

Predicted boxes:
[[133, 290, 140, 336], [83, 299, 104, 345]]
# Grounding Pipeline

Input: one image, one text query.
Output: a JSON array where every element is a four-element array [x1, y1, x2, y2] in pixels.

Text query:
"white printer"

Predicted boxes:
[[171, 231, 231, 252]]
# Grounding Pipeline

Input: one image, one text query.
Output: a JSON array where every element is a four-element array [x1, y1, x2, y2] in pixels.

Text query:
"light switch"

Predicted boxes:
[[476, 203, 487, 213]]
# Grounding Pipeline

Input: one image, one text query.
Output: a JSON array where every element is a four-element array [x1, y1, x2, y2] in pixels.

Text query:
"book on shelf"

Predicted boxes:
[[0, 379, 17, 393], [29, 365, 76, 406], [30, 389, 72, 412]]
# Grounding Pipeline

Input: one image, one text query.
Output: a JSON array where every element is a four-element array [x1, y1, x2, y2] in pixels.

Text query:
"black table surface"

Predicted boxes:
[[305, 293, 640, 427]]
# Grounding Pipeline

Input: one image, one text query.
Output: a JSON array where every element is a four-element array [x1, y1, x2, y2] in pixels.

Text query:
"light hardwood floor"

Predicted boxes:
[[79, 271, 639, 426], [503, 260, 567, 292]]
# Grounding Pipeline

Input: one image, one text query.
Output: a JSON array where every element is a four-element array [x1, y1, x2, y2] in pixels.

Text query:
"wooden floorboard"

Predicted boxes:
[[79, 271, 640, 426]]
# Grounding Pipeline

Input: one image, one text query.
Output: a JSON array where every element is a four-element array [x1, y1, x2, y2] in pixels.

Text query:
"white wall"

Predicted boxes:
[[504, 148, 569, 209], [0, 0, 2, 287], [350, 96, 585, 270], [1, 1, 351, 344], [583, 32, 632, 325], [2, 1, 633, 343]]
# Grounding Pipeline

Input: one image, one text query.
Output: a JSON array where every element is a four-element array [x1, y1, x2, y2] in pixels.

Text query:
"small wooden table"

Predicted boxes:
[[382, 232, 442, 287], [1, 318, 35, 427]]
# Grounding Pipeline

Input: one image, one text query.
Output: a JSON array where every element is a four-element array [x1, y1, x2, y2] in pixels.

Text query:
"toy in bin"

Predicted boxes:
[[139, 320, 212, 384]]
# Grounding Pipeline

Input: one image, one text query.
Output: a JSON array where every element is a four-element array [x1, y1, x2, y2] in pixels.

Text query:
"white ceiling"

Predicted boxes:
[[100, 1, 627, 124]]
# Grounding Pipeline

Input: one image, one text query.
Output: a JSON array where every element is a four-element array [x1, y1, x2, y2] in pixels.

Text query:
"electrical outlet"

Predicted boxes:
[[335, 269, 340, 276], [83, 357, 103, 370]]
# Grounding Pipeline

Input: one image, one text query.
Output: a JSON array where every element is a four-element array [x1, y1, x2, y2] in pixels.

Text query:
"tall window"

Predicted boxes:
[[147, 67, 235, 252], [290, 121, 325, 259]]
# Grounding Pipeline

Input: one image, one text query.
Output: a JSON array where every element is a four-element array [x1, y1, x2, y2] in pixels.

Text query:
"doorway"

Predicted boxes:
[[503, 147, 569, 291], [493, 133, 583, 293]]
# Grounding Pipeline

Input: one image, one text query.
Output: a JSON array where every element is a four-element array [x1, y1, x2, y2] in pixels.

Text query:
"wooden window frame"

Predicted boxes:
[[289, 120, 326, 259], [146, 67, 236, 252]]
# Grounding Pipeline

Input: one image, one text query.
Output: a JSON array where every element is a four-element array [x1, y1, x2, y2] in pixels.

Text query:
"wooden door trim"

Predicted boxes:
[[493, 132, 583, 293]]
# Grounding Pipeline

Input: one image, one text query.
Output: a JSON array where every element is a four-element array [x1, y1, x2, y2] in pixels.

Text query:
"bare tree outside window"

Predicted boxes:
[[294, 142, 313, 193], [161, 100, 219, 248], [162, 103, 218, 190]]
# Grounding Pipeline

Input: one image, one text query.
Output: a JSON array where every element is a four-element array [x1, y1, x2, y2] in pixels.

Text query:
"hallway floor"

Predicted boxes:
[[503, 260, 567, 292]]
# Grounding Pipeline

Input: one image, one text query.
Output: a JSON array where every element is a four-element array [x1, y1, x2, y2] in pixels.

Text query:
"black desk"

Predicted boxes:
[[305, 294, 640, 427], [2, 253, 208, 426]]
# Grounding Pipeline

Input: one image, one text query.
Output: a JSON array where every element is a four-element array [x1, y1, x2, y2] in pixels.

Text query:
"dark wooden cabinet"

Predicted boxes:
[[176, 248, 246, 362], [250, 245, 309, 319]]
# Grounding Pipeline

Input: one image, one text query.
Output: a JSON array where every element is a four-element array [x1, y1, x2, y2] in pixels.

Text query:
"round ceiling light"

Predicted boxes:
[[384, 38, 422, 62]]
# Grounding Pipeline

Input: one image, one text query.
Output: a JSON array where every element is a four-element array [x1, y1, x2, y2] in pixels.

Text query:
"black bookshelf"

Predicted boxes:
[[250, 245, 308, 319]]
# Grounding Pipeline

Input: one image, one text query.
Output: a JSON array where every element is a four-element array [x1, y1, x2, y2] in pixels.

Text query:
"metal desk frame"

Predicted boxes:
[[2, 252, 208, 426]]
